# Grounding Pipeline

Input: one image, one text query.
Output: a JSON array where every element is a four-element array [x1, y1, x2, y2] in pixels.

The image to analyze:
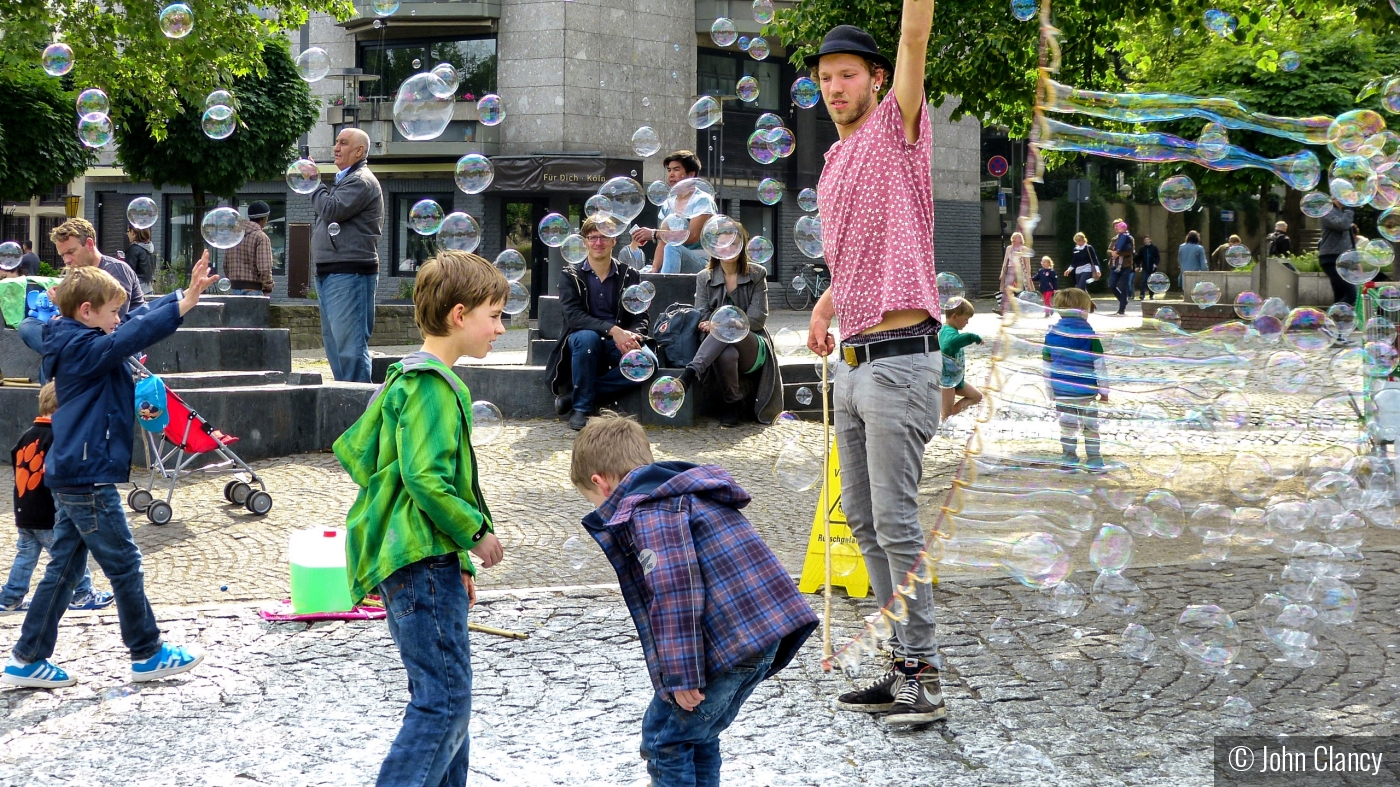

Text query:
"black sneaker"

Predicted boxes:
[[884, 662, 947, 726], [720, 403, 742, 428], [834, 663, 905, 713], [554, 393, 573, 416], [677, 366, 699, 390]]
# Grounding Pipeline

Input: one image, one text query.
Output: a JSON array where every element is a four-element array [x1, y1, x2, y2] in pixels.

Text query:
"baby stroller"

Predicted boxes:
[[126, 357, 273, 524]]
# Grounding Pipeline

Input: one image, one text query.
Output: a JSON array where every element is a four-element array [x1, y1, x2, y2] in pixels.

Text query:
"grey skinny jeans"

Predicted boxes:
[[833, 350, 942, 662], [687, 331, 760, 403]]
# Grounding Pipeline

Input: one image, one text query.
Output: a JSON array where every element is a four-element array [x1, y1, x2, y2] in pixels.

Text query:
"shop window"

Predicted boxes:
[[360, 38, 497, 102]]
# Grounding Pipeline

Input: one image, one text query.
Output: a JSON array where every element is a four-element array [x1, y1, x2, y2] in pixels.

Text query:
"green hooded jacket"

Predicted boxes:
[[333, 351, 494, 603]]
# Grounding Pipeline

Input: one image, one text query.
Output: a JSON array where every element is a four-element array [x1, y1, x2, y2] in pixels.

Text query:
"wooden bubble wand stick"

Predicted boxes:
[[821, 351, 833, 662]]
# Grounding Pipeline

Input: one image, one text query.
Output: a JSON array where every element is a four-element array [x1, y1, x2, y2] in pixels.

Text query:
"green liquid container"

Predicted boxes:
[[289, 528, 354, 614]]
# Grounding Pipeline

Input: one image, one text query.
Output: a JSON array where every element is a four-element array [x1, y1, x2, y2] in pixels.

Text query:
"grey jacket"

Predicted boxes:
[[1318, 206, 1356, 257], [311, 159, 384, 276], [694, 263, 783, 424]]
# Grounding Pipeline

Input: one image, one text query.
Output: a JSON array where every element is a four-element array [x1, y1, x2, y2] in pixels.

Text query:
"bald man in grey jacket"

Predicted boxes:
[[312, 127, 384, 382]]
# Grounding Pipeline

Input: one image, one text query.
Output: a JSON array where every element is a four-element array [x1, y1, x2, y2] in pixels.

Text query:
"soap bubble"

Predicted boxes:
[[470, 401, 503, 444], [689, 96, 721, 129], [1300, 191, 1334, 218], [757, 178, 783, 205], [709, 304, 751, 344], [1221, 696, 1255, 727], [937, 272, 966, 307], [0, 242, 21, 269], [538, 213, 570, 247], [286, 159, 321, 194], [1190, 280, 1220, 307], [1089, 524, 1134, 573], [1147, 272, 1171, 294], [424, 64, 459, 98], [748, 37, 770, 60], [1363, 239, 1395, 269], [756, 113, 784, 132], [1266, 351, 1309, 394], [601, 177, 646, 222], [669, 178, 717, 218], [619, 349, 656, 381], [1041, 580, 1086, 617], [77, 113, 112, 147], [1198, 122, 1230, 161], [774, 442, 823, 491], [1154, 305, 1180, 330], [1282, 307, 1337, 351], [1224, 244, 1251, 269], [791, 77, 820, 109], [797, 188, 818, 212], [1380, 208, 1400, 242], [1173, 604, 1241, 670], [1330, 156, 1378, 206], [328, 222, 340, 237], [1092, 571, 1145, 615], [76, 88, 109, 118], [995, 743, 1057, 781], [201, 207, 246, 249], [649, 376, 685, 417], [1337, 250, 1375, 285], [621, 285, 649, 315], [372, 0, 399, 14], [394, 73, 454, 141], [794, 216, 823, 258], [503, 281, 529, 315], [647, 180, 669, 205], [747, 235, 774, 266], [42, 43, 74, 77], [737, 76, 760, 103], [710, 17, 738, 47], [205, 90, 233, 112], [562, 535, 593, 570], [217, 277, 231, 293], [795, 387, 814, 406], [494, 249, 526, 282], [1234, 291, 1263, 320], [658, 213, 691, 246], [1327, 302, 1356, 336], [1328, 110, 1385, 157], [700, 214, 744, 260], [1377, 285, 1400, 311], [752, 0, 775, 22], [1204, 9, 1237, 37], [632, 126, 661, 157], [746, 131, 779, 168], [476, 94, 504, 126], [1121, 623, 1157, 661], [159, 3, 194, 38], [454, 153, 494, 194], [126, 197, 159, 230], [560, 234, 587, 265], [408, 199, 446, 235], [1279, 50, 1300, 72], [1313, 577, 1359, 625], [1364, 314, 1397, 344], [201, 105, 236, 140], [1364, 341, 1399, 377], [1157, 175, 1197, 212], [767, 127, 796, 158], [1012, 0, 1037, 21], [584, 194, 614, 222], [436, 212, 481, 252]]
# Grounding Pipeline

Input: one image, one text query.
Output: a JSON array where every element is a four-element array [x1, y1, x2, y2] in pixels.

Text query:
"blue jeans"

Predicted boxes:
[[1137, 264, 1155, 298], [316, 272, 377, 383], [227, 289, 264, 296], [1, 528, 95, 607], [16, 317, 49, 384], [568, 331, 641, 413], [1109, 268, 1132, 313], [660, 245, 709, 274], [834, 351, 942, 661], [640, 641, 779, 787], [376, 553, 473, 787], [12, 485, 162, 663]]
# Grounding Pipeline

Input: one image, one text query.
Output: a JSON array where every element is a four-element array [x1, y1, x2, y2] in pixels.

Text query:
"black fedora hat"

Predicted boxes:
[[803, 25, 893, 75]]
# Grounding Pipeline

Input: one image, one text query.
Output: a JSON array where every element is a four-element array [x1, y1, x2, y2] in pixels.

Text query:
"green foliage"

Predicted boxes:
[[114, 40, 319, 203], [1290, 250, 1322, 272], [397, 277, 416, 301], [0, 67, 96, 201], [37, 261, 61, 277], [153, 258, 188, 295], [0, 0, 353, 136], [1052, 190, 1109, 293]]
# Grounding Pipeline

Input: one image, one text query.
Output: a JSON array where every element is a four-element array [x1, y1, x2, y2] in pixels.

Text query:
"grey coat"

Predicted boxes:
[[1318, 206, 1356, 257], [311, 159, 384, 276], [694, 263, 783, 424]]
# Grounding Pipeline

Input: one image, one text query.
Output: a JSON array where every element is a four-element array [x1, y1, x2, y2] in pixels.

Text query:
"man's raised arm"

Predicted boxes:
[[891, 0, 934, 143]]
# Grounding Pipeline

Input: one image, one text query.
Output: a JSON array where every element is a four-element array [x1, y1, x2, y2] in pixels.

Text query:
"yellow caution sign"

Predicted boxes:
[[798, 441, 870, 598]]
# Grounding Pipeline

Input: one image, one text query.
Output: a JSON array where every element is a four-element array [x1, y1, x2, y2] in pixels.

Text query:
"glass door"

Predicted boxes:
[[503, 199, 549, 317]]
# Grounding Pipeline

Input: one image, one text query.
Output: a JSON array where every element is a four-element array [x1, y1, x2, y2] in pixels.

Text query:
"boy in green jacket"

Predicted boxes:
[[938, 297, 984, 419], [333, 250, 507, 787]]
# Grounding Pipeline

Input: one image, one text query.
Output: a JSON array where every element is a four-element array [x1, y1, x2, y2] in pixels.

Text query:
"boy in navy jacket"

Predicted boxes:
[[1042, 288, 1109, 471], [3, 256, 219, 689]]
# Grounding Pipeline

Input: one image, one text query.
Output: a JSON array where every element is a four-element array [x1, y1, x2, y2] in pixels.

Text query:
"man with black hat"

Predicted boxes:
[[224, 201, 275, 295], [804, 0, 948, 727]]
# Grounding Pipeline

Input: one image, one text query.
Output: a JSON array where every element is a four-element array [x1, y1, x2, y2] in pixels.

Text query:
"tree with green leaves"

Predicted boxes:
[[114, 39, 319, 258], [0, 67, 96, 201]]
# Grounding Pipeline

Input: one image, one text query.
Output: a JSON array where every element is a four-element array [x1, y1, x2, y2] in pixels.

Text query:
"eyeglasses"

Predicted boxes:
[[583, 235, 609, 243]]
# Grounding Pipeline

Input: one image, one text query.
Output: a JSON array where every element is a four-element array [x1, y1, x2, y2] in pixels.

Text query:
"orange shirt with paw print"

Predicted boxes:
[[11, 416, 56, 530]]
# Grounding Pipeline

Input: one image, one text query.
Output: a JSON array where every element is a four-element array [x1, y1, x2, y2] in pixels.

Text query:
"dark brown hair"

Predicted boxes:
[[706, 224, 751, 277], [662, 150, 701, 176]]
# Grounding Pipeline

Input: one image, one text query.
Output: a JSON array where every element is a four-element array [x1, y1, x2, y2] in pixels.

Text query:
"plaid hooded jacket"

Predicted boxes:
[[582, 461, 818, 693]]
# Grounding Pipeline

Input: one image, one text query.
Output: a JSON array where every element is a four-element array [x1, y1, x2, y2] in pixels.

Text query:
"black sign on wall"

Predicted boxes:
[[487, 156, 641, 194]]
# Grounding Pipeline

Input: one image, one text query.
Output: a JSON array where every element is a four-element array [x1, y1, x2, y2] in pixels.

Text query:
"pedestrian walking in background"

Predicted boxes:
[[1211, 234, 1242, 271], [997, 231, 1030, 316], [1033, 255, 1058, 307], [224, 201, 275, 296], [1178, 230, 1208, 291], [1136, 236, 1159, 300], [1267, 221, 1292, 257], [1107, 220, 1135, 315], [1064, 232, 1100, 290], [1319, 200, 1357, 306]]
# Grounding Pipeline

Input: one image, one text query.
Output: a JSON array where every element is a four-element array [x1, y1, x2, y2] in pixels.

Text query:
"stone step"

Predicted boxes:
[[0, 326, 291, 381], [159, 370, 287, 390], [198, 294, 270, 327], [181, 302, 226, 328]]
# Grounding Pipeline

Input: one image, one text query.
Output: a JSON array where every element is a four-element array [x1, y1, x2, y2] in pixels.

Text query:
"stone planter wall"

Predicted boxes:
[[270, 304, 422, 351], [1182, 271, 1256, 302], [1142, 302, 1238, 330]]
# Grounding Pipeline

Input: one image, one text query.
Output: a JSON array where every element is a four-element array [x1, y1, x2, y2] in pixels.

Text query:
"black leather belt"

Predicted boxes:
[[841, 335, 936, 367]]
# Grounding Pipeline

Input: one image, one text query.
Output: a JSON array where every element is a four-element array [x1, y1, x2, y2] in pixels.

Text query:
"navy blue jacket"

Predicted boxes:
[[42, 293, 183, 488]]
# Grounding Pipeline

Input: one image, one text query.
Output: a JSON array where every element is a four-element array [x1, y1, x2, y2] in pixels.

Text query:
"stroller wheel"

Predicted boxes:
[[128, 489, 153, 512], [223, 480, 239, 503], [230, 482, 252, 506], [146, 501, 173, 525], [245, 491, 273, 516]]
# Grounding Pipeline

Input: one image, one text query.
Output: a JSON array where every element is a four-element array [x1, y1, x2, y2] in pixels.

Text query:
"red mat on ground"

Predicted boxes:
[[258, 598, 386, 622]]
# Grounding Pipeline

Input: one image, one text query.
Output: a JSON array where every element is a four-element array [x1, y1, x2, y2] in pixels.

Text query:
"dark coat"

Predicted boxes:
[[125, 243, 154, 280], [311, 159, 384, 275], [544, 259, 650, 396], [1137, 243, 1160, 272], [694, 263, 783, 424]]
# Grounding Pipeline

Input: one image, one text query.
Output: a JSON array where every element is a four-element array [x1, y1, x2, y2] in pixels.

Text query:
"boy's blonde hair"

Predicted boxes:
[[1052, 287, 1093, 313], [570, 412, 655, 492], [53, 266, 127, 317], [412, 250, 509, 337], [49, 217, 97, 246], [37, 382, 58, 417], [946, 297, 974, 319], [1040, 255, 1054, 267]]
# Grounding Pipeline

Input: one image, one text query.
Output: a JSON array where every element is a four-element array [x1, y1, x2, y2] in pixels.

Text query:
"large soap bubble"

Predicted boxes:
[[794, 215, 823, 258], [1190, 280, 1220, 307], [286, 159, 321, 194], [647, 180, 669, 205], [1204, 9, 1237, 37], [454, 153, 494, 194], [649, 376, 685, 417], [1173, 604, 1242, 670], [201, 207, 246, 249], [1089, 524, 1133, 573], [394, 73, 454, 141], [774, 442, 823, 491], [632, 126, 661, 157], [1157, 175, 1197, 212], [1327, 110, 1385, 158], [1282, 307, 1337, 352], [206, 89, 234, 111], [619, 349, 655, 381], [159, 3, 194, 38], [747, 235, 774, 265], [749, 37, 770, 61], [201, 105, 236, 140], [0, 242, 21, 270], [437, 212, 481, 252], [709, 304, 751, 344], [710, 17, 738, 47], [494, 249, 526, 282], [477, 94, 504, 126], [1147, 272, 1170, 294], [757, 178, 782, 205], [502, 281, 529, 315], [295, 47, 330, 83], [408, 199, 446, 235], [737, 76, 760, 103], [1234, 291, 1262, 320], [748, 130, 779, 165], [538, 213, 570, 247], [700, 214, 744, 260], [42, 43, 74, 77], [621, 285, 650, 315], [430, 63, 460, 98], [1224, 244, 1251, 269], [77, 113, 113, 147], [658, 214, 691, 246], [937, 272, 966, 307], [797, 188, 818, 212], [1330, 156, 1379, 206], [1337, 250, 1375, 285], [560, 234, 588, 265], [584, 194, 613, 222], [600, 177, 646, 222], [126, 197, 159, 230], [792, 77, 820, 109], [76, 88, 109, 118], [752, 0, 774, 23], [1300, 191, 1334, 218], [689, 96, 721, 129], [1198, 123, 1230, 162], [372, 0, 399, 14]]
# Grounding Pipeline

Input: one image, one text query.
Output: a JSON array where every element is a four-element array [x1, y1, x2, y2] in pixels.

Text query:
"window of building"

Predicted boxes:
[[393, 193, 455, 277], [737, 201, 777, 279], [359, 37, 497, 102], [698, 52, 782, 112], [165, 197, 200, 272], [236, 198, 288, 276]]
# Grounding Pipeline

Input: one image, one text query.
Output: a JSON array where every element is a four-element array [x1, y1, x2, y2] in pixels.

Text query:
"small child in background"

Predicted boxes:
[[1033, 256, 1059, 307], [938, 298, 984, 419], [1042, 288, 1108, 472], [571, 414, 817, 787], [1, 383, 113, 613]]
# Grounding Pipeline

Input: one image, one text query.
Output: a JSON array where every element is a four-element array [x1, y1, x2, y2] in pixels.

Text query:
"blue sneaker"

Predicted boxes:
[[0, 600, 28, 613], [130, 643, 204, 683], [3, 658, 78, 688], [69, 591, 115, 611]]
